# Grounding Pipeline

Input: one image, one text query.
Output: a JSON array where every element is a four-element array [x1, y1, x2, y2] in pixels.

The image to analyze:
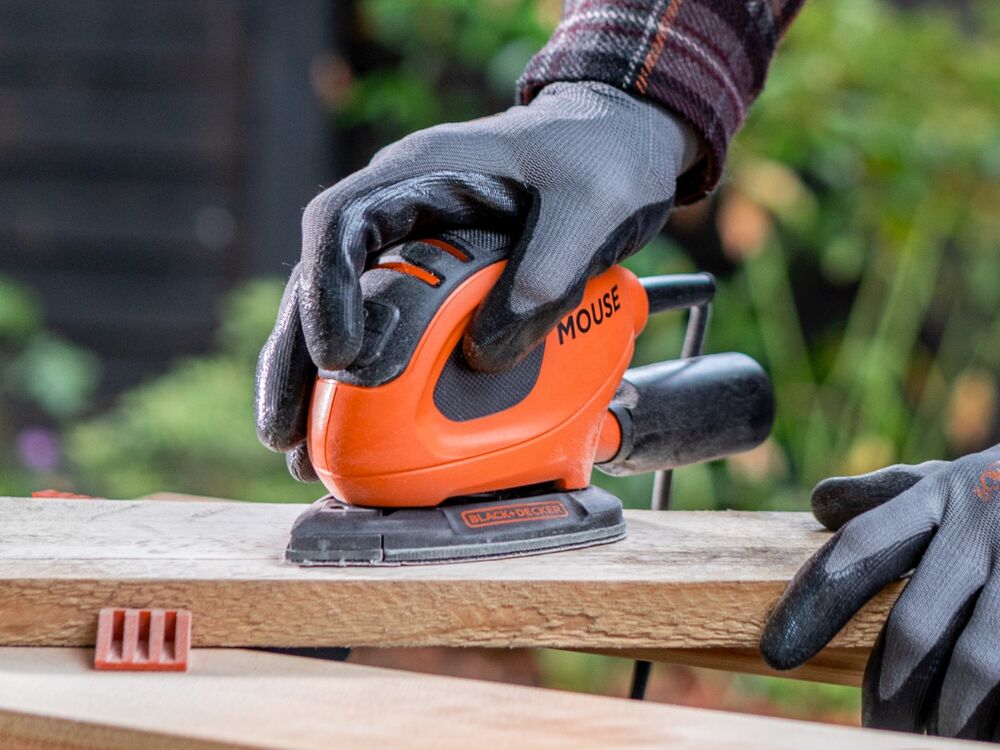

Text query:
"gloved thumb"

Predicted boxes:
[[811, 460, 949, 531]]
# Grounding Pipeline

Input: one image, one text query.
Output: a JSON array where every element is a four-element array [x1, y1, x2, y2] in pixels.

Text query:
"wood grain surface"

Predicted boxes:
[[0, 497, 897, 683], [0, 647, 973, 750]]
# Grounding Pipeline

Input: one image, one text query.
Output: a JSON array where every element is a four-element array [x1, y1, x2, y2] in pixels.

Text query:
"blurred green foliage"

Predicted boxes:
[[68, 281, 317, 502], [46, 0, 997, 721], [341, 0, 554, 134], [711, 0, 1000, 511], [0, 275, 98, 494]]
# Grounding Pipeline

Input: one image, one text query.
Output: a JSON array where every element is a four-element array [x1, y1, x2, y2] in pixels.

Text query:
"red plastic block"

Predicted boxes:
[[94, 608, 192, 672], [31, 489, 93, 499]]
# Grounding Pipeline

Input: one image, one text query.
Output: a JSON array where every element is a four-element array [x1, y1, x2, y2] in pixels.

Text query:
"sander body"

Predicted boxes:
[[286, 230, 774, 565]]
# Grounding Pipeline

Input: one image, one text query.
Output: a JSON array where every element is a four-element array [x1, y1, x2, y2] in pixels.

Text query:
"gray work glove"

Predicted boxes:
[[255, 81, 697, 480], [761, 447, 1000, 740]]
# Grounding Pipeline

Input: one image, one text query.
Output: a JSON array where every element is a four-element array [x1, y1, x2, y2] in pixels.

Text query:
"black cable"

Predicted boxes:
[[651, 468, 673, 511], [629, 659, 652, 700], [681, 303, 711, 359], [629, 301, 713, 700]]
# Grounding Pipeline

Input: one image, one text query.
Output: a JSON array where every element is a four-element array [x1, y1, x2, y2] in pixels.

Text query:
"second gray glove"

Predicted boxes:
[[762, 447, 1000, 740]]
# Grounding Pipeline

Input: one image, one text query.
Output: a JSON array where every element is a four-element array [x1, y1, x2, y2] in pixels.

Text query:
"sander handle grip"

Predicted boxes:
[[597, 352, 775, 476]]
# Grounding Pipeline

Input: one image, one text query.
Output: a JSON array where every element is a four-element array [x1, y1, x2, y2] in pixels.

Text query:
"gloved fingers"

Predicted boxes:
[[861, 537, 986, 733], [760, 477, 944, 670], [931, 572, 1000, 740], [464, 197, 673, 372], [255, 266, 316, 452], [299, 171, 526, 371], [286, 442, 319, 483], [812, 460, 950, 531]]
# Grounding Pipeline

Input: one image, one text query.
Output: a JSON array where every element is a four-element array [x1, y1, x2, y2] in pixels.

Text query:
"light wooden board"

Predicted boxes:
[[0, 648, 974, 750], [0, 497, 897, 683]]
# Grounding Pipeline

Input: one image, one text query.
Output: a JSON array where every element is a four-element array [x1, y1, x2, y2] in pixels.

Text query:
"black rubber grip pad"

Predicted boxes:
[[433, 342, 544, 421]]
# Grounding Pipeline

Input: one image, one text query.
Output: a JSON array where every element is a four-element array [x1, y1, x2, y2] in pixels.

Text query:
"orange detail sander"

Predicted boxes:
[[286, 230, 774, 565]]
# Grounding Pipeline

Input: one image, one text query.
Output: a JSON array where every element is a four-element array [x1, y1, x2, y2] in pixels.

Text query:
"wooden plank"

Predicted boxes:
[[140, 493, 237, 503], [0, 648, 973, 750], [138, 496, 874, 685], [0, 498, 895, 664]]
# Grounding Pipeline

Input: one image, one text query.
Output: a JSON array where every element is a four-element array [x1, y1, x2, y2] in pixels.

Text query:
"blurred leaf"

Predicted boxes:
[[342, 0, 552, 138], [67, 280, 317, 503], [217, 278, 287, 364], [6, 334, 99, 419], [0, 275, 41, 341]]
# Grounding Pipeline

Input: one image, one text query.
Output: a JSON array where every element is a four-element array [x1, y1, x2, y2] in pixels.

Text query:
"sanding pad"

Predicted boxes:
[[285, 485, 626, 566]]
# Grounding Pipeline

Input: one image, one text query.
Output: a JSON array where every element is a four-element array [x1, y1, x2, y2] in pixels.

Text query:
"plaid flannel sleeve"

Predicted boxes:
[[517, 0, 805, 204]]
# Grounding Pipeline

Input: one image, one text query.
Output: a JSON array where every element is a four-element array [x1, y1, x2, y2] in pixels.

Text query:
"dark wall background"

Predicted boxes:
[[0, 0, 333, 404]]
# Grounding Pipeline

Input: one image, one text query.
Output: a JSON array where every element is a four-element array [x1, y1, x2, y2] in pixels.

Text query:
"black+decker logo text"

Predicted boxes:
[[460, 500, 569, 528], [557, 285, 621, 345]]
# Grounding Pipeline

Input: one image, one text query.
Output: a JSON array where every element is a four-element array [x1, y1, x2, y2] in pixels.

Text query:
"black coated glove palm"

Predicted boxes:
[[255, 81, 696, 480], [761, 447, 1000, 740]]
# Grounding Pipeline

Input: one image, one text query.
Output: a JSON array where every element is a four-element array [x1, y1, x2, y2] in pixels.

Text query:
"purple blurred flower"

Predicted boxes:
[[17, 427, 61, 472]]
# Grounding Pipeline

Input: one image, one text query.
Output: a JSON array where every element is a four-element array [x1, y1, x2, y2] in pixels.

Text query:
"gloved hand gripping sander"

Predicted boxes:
[[287, 230, 774, 565]]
